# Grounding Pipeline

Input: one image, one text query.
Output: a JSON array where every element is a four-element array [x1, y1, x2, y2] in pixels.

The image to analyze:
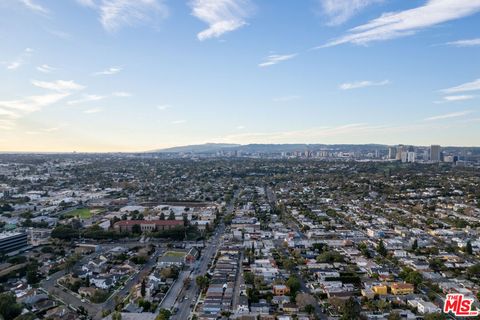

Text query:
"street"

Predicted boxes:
[[170, 223, 225, 320]]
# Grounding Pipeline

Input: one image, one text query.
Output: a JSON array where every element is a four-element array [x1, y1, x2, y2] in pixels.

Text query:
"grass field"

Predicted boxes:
[[64, 208, 93, 219], [164, 251, 186, 258]]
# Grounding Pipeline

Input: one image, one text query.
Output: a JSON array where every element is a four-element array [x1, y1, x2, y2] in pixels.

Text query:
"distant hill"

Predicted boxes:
[[150, 143, 241, 153], [150, 143, 390, 154]]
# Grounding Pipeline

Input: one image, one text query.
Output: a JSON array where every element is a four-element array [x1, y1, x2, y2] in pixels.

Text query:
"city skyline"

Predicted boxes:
[[1, 0, 480, 152]]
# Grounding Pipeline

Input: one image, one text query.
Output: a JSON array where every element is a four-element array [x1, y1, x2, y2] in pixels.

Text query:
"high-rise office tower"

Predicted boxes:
[[396, 145, 405, 161], [388, 147, 397, 159], [430, 145, 441, 162]]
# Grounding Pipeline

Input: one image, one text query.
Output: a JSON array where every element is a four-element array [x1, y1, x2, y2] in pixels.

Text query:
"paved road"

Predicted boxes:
[[159, 270, 190, 310], [170, 195, 238, 320], [171, 224, 225, 320]]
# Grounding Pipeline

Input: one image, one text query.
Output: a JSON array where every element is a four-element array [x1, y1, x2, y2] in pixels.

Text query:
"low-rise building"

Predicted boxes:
[[390, 283, 414, 295], [113, 220, 183, 233]]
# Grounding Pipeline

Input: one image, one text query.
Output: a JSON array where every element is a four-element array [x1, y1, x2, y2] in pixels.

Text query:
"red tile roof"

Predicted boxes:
[[114, 220, 184, 226]]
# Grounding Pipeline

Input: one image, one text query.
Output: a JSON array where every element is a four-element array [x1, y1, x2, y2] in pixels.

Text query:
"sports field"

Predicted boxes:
[[64, 208, 93, 219]]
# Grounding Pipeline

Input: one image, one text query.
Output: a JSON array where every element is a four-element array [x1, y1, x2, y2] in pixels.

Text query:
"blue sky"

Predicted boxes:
[[1, 0, 480, 152]]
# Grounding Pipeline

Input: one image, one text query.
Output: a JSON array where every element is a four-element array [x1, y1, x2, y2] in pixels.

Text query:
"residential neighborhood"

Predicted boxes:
[[0, 151, 479, 320]]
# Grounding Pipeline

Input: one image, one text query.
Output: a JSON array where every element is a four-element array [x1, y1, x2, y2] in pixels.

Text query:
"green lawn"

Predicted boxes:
[[64, 208, 93, 219], [164, 251, 186, 258]]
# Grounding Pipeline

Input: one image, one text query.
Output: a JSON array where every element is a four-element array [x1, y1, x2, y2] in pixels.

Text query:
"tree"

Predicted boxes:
[[296, 293, 316, 310], [340, 297, 361, 320], [424, 313, 446, 320], [141, 279, 146, 297], [132, 224, 142, 234], [283, 258, 296, 272], [466, 241, 473, 255], [156, 309, 171, 320], [358, 242, 371, 258], [139, 299, 151, 312], [286, 276, 301, 297], [90, 290, 109, 303], [26, 270, 39, 284], [168, 211, 175, 220], [429, 258, 444, 272], [196, 275, 209, 290], [466, 263, 480, 278], [405, 271, 423, 286], [0, 292, 22, 320], [411, 239, 418, 251], [304, 304, 315, 314], [65, 255, 78, 273], [51, 224, 78, 240], [388, 312, 402, 320], [112, 312, 122, 320], [244, 272, 255, 285], [159, 212, 165, 220], [377, 240, 387, 257]]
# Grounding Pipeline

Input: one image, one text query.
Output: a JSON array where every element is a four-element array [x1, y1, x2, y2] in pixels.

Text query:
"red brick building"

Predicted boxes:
[[113, 220, 184, 233]]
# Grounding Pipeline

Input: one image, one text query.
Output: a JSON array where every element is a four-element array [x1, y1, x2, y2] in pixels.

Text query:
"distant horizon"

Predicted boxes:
[[1, 1, 480, 151], [1, 141, 480, 154]]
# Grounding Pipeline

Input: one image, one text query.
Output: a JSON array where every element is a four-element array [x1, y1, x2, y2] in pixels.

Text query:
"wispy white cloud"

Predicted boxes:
[[0, 119, 16, 130], [0, 108, 21, 119], [31, 80, 85, 92], [43, 125, 65, 132], [0, 79, 83, 124], [84, 108, 102, 114], [339, 79, 389, 90], [442, 95, 475, 102], [24, 125, 68, 135], [67, 91, 130, 105], [318, 0, 383, 26], [424, 110, 472, 121], [172, 119, 186, 124], [76, 0, 96, 7], [45, 29, 72, 40], [446, 38, 480, 47], [259, 54, 297, 67], [460, 117, 480, 123], [441, 78, 480, 94], [273, 95, 302, 102], [3, 48, 33, 70], [220, 123, 386, 143], [0, 93, 70, 115], [217, 122, 460, 145], [321, 0, 480, 47], [36, 64, 56, 73], [112, 91, 132, 97], [93, 66, 122, 76], [19, 0, 49, 14], [67, 94, 107, 105], [77, 0, 168, 32], [190, 0, 253, 41], [157, 104, 172, 111], [236, 125, 246, 130]]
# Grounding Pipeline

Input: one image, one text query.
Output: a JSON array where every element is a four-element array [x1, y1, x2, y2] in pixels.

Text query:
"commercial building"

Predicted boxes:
[[388, 147, 397, 160], [27, 228, 52, 246], [0, 232, 28, 254], [430, 145, 441, 162]]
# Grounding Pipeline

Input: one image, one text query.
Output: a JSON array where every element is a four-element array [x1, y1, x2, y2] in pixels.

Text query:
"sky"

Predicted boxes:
[[0, 0, 480, 152]]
